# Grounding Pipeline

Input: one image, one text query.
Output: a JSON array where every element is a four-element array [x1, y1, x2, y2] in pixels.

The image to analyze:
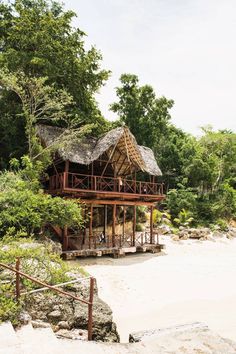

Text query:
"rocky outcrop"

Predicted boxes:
[[24, 279, 120, 342], [168, 226, 236, 241]]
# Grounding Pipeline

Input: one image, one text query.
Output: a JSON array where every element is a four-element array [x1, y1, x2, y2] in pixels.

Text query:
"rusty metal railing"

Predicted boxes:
[[0, 258, 95, 341]]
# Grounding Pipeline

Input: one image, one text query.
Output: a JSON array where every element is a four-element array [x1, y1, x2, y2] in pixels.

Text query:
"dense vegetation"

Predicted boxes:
[[111, 75, 236, 227], [0, 0, 235, 236]]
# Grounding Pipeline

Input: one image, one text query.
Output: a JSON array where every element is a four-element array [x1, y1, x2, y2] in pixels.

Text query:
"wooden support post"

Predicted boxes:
[[64, 160, 69, 188], [83, 206, 87, 246], [133, 205, 136, 246], [62, 226, 68, 251], [15, 257, 20, 301], [150, 206, 153, 244], [112, 204, 116, 247], [89, 205, 93, 249], [122, 206, 126, 246], [104, 205, 107, 239], [88, 277, 95, 341]]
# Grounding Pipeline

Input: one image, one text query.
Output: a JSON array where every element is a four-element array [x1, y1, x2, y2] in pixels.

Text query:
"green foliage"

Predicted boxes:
[[173, 209, 194, 227], [167, 185, 197, 220], [0, 283, 22, 325], [111, 74, 236, 226], [216, 219, 229, 231], [0, 237, 71, 324], [0, 0, 111, 168], [153, 209, 171, 226], [0, 171, 83, 237], [110, 74, 174, 148], [183, 128, 236, 193], [136, 206, 147, 224], [0, 237, 69, 285], [135, 223, 144, 232]]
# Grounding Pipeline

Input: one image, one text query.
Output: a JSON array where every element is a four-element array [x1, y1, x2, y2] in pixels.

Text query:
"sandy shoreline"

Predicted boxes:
[[77, 236, 236, 343]]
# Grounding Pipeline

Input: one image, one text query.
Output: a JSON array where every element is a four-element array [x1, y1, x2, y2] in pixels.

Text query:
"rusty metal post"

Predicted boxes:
[[88, 277, 95, 341], [15, 257, 20, 300]]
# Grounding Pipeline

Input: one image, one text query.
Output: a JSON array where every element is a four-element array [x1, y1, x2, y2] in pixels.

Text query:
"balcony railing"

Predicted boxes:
[[49, 172, 164, 196]]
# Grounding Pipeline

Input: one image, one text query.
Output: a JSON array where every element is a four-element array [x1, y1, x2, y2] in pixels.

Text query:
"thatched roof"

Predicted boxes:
[[36, 124, 162, 176]]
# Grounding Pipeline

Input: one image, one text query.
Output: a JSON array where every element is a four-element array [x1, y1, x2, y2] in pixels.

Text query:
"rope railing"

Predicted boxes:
[[0, 258, 95, 341]]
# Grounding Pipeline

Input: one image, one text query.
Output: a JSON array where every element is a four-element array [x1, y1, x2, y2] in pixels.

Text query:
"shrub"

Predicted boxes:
[[136, 223, 144, 232], [173, 209, 194, 227], [153, 209, 171, 226], [0, 171, 83, 237], [167, 184, 197, 221], [0, 237, 72, 325]]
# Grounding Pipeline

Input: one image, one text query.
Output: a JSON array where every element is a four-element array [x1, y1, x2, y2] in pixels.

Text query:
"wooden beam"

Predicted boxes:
[[81, 199, 156, 206], [150, 206, 153, 244], [63, 160, 69, 189], [62, 226, 68, 251], [82, 199, 156, 206], [89, 204, 93, 249], [101, 141, 119, 177], [112, 204, 116, 247], [65, 160, 69, 173], [82, 206, 86, 245], [116, 154, 128, 176], [122, 206, 126, 239], [104, 205, 107, 238], [132, 205, 136, 246]]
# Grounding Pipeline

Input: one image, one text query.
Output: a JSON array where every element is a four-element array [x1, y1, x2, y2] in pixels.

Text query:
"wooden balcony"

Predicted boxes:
[[47, 172, 165, 202]]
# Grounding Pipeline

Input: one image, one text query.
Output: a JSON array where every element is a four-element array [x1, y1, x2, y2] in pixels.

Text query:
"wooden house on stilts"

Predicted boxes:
[[37, 125, 165, 259]]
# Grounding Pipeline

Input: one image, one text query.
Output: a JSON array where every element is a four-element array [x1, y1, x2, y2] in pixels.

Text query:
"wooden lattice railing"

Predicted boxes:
[[49, 172, 164, 195]]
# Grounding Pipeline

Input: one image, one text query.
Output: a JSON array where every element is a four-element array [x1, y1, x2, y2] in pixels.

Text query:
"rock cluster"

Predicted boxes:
[[170, 226, 236, 241], [23, 279, 120, 342]]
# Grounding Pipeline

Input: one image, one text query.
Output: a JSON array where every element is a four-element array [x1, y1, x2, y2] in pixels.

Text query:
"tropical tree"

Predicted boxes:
[[0, 0, 111, 167], [110, 74, 174, 148]]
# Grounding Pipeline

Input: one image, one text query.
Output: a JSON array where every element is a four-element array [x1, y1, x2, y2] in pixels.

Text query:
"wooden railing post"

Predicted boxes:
[[62, 226, 68, 251], [94, 176, 97, 191], [88, 277, 95, 341], [15, 257, 20, 300]]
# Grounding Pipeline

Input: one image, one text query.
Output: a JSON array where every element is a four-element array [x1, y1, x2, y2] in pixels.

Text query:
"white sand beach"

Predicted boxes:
[[80, 236, 236, 343]]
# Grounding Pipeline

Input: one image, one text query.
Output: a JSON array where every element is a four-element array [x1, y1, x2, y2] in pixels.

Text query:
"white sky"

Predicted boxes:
[[65, 0, 236, 135]]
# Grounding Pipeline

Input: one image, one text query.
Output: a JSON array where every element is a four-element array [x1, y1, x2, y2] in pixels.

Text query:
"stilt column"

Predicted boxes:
[[89, 204, 93, 249], [112, 204, 116, 247], [62, 226, 68, 251], [150, 205, 153, 244], [122, 206, 126, 246], [132, 205, 136, 246]]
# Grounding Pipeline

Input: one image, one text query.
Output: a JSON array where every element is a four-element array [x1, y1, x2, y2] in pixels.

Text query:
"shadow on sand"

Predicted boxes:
[[68, 250, 166, 267]]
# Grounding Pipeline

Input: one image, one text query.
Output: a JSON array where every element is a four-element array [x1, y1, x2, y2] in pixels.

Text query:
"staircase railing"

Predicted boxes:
[[0, 258, 95, 341]]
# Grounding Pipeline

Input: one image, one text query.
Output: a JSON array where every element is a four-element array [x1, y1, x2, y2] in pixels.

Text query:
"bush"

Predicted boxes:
[[167, 184, 197, 221], [0, 237, 72, 325], [0, 284, 22, 325], [216, 219, 228, 231], [153, 209, 171, 226], [136, 223, 144, 232], [0, 171, 83, 237]]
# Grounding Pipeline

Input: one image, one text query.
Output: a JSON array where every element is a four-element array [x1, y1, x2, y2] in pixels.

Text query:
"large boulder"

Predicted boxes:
[[24, 280, 120, 342]]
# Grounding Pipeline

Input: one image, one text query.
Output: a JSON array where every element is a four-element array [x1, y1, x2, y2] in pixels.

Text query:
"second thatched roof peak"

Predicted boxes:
[[36, 124, 162, 176]]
